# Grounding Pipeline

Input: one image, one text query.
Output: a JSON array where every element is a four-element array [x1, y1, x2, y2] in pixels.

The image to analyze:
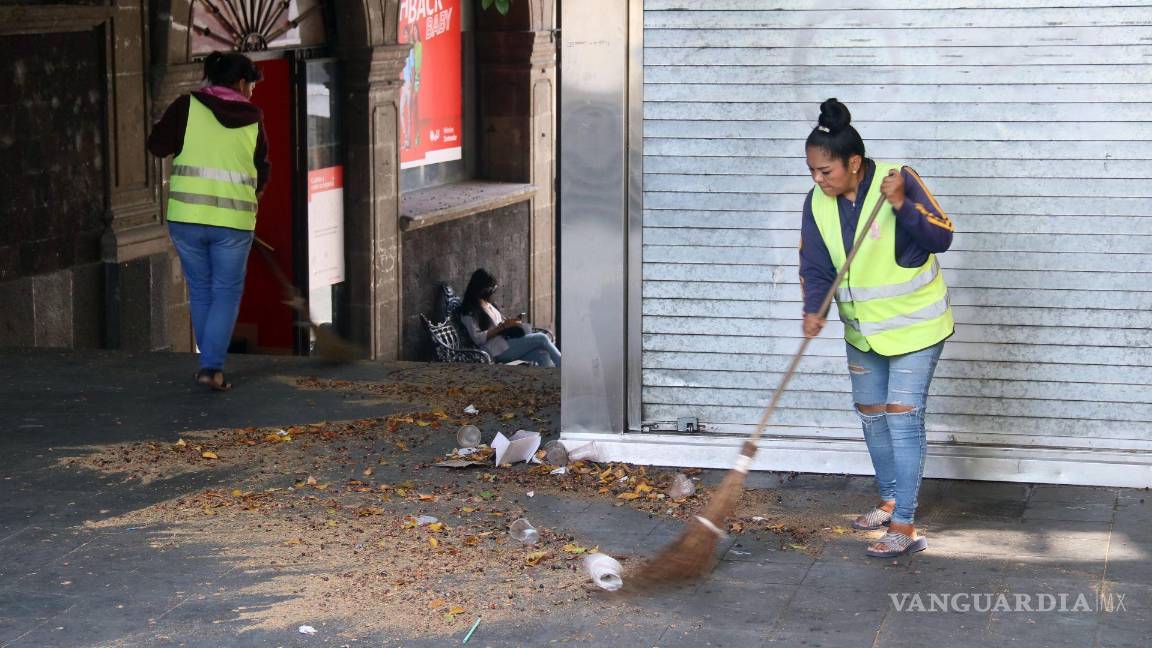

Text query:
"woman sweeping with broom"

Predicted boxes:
[[635, 99, 954, 585], [148, 52, 269, 391], [800, 98, 955, 558]]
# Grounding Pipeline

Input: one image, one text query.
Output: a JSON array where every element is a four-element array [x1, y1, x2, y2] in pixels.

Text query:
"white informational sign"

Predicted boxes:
[[307, 166, 344, 324]]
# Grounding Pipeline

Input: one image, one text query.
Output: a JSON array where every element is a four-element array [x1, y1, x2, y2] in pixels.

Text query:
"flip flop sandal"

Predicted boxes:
[[866, 531, 927, 558], [852, 506, 893, 531]]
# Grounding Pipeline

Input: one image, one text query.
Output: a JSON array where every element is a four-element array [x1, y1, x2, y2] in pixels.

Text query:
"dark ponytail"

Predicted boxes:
[[202, 51, 263, 87], [805, 98, 865, 165]]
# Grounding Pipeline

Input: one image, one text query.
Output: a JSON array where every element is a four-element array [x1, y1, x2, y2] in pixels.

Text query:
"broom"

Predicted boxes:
[[253, 236, 362, 363], [633, 171, 898, 587]]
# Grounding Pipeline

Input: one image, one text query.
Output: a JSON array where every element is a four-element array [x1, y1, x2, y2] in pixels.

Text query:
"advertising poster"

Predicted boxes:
[[307, 166, 345, 288], [398, 0, 463, 169]]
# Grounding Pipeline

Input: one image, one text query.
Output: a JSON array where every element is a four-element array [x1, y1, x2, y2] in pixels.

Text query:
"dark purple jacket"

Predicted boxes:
[[147, 91, 270, 194], [799, 160, 954, 315]]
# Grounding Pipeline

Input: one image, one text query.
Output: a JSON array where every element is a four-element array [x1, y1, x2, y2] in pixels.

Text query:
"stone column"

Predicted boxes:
[[342, 45, 409, 359], [99, 0, 171, 351], [476, 28, 558, 331]]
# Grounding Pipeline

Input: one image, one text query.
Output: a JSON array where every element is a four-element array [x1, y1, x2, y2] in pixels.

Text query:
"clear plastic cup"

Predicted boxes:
[[584, 553, 624, 591], [456, 424, 482, 448], [542, 440, 569, 465], [508, 517, 540, 544], [566, 442, 599, 462], [667, 473, 697, 499]]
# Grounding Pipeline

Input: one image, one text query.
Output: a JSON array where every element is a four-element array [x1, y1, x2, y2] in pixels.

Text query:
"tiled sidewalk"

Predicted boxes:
[[0, 350, 1147, 647]]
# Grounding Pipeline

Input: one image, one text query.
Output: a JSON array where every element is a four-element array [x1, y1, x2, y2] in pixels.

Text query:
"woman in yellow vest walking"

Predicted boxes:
[[148, 52, 269, 391], [799, 99, 955, 557]]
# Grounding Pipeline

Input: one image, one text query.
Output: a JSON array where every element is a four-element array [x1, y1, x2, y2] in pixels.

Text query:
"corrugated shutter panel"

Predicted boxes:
[[641, 1, 1152, 452]]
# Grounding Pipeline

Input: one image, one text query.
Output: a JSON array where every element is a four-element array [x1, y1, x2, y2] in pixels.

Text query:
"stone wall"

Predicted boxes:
[[0, 28, 108, 347]]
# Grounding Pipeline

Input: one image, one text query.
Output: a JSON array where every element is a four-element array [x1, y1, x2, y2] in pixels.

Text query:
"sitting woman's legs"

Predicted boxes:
[[494, 332, 561, 367]]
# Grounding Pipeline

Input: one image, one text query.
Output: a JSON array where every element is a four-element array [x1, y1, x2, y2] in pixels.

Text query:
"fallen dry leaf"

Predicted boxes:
[[428, 536, 439, 548], [525, 550, 549, 565], [427, 599, 446, 609], [201, 451, 219, 460], [562, 544, 587, 554]]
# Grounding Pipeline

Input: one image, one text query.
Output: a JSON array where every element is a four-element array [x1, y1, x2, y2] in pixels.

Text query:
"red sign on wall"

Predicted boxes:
[[398, 0, 463, 169]]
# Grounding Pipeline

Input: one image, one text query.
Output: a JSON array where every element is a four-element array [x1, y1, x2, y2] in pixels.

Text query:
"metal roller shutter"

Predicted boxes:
[[639, 1, 1152, 483]]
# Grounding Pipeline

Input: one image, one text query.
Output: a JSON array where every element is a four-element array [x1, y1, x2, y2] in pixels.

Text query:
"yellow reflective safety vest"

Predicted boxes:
[[167, 96, 259, 231], [810, 161, 954, 356]]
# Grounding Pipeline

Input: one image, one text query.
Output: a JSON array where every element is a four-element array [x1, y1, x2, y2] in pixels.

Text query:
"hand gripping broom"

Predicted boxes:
[[634, 172, 897, 587]]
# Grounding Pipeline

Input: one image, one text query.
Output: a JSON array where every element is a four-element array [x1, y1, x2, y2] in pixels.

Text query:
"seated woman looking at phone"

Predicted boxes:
[[459, 269, 561, 367]]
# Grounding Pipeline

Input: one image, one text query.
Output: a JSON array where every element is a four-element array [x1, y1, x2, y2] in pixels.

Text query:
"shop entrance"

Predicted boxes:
[[232, 55, 345, 356]]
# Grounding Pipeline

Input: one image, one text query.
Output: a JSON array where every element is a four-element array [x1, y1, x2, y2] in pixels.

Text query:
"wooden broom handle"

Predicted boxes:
[[746, 170, 897, 447]]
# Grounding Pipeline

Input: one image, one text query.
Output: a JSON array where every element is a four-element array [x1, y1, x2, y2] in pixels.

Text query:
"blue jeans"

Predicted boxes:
[[168, 222, 253, 371], [846, 341, 944, 526], [494, 333, 561, 367]]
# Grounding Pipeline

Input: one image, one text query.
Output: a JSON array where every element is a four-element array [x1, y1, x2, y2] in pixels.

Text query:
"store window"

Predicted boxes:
[[398, 0, 477, 192]]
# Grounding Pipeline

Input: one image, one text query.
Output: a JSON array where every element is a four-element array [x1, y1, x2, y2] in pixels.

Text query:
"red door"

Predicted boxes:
[[234, 57, 296, 354]]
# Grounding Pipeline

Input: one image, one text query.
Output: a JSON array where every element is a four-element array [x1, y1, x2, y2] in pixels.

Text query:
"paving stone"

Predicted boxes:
[[787, 584, 893, 613], [658, 623, 774, 647], [1030, 485, 1121, 506], [984, 612, 1099, 648], [873, 606, 992, 647], [765, 608, 885, 647], [710, 559, 813, 586], [801, 557, 904, 592], [900, 552, 1010, 590], [670, 581, 792, 626], [723, 537, 819, 564], [1095, 624, 1152, 648], [945, 481, 1031, 502], [1003, 557, 1105, 581], [1023, 501, 1115, 523]]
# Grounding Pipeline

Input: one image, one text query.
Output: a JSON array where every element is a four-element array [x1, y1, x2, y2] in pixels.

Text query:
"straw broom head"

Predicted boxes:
[[632, 441, 757, 588]]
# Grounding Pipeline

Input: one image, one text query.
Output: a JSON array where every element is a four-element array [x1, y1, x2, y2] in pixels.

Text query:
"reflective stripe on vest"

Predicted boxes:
[[837, 258, 940, 303], [166, 96, 259, 231], [172, 164, 257, 188], [840, 295, 950, 336], [810, 160, 954, 355], [168, 191, 258, 213]]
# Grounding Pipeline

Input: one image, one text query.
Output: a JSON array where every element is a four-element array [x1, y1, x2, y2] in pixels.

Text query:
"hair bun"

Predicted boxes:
[[203, 51, 224, 79], [817, 98, 852, 133]]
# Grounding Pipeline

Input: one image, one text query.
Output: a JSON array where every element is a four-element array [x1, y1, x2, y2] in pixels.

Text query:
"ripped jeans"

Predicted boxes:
[[846, 341, 944, 526]]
